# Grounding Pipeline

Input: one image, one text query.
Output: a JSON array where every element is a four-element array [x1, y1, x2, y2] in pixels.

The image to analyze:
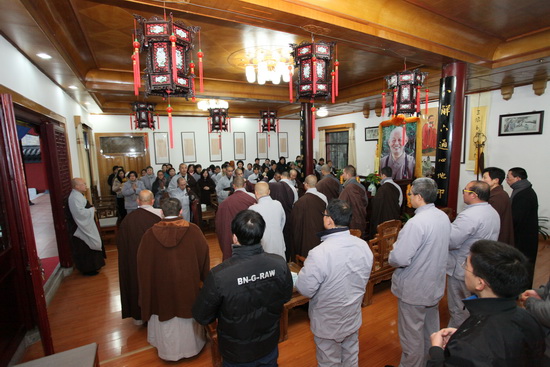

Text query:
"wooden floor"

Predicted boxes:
[[20, 229, 549, 366]]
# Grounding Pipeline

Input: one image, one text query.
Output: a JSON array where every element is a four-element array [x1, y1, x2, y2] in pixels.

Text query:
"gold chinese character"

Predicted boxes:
[[438, 158, 447, 163], [441, 104, 451, 116], [437, 172, 447, 179], [437, 189, 445, 198], [438, 139, 448, 150]]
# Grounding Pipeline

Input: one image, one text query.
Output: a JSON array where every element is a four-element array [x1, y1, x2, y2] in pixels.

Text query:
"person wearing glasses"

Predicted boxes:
[[447, 181, 500, 328], [428, 240, 545, 366], [388, 178, 451, 367]]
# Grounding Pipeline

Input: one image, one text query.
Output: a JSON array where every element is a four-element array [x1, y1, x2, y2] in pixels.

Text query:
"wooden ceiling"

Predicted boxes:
[[1, 0, 549, 119]]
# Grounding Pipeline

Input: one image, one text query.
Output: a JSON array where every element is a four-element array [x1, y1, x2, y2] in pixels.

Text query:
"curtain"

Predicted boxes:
[[348, 126, 356, 168], [318, 129, 326, 160]]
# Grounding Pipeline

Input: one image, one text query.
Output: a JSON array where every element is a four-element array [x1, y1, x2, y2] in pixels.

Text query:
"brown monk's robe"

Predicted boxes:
[[316, 174, 342, 202], [488, 185, 514, 246], [369, 182, 400, 240], [215, 190, 256, 260], [117, 208, 161, 320], [290, 193, 326, 258], [339, 179, 368, 236]]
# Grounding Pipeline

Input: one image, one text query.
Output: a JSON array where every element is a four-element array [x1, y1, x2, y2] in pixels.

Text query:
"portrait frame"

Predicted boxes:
[[377, 116, 422, 180], [498, 111, 544, 136], [256, 132, 268, 159], [278, 132, 288, 158], [153, 132, 170, 164], [209, 133, 222, 162], [181, 132, 196, 163], [364, 127, 379, 141], [233, 132, 246, 160]]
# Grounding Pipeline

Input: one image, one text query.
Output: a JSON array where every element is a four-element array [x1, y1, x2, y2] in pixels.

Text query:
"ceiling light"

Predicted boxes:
[[317, 106, 329, 117], [36, 53, 52, 59], [84, 102, 90, 105], [244, 46, 293, 85], [68, 85, 78, 90], [197, 99, 229, 111]]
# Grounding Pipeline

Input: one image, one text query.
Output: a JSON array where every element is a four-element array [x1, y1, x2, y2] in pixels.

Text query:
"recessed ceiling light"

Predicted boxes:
[[36, 53, 52, 59], [68, 85, 78, 90]]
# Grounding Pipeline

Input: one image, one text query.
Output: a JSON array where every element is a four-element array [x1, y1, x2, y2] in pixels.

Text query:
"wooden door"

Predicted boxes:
[[0, 94, 54, 364], [95, 133, 150, 197]]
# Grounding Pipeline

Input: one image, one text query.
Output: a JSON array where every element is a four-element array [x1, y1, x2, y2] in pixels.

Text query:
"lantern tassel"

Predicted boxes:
[[334, 60, 340, 97], [311, 104, 316, 140], [268, 132, 271, 148], [331, 70, 336, 104], [382, 92, 386, 116], [167, 104, 174, 149], [416, 86, 421, 114], [198, 30, 204, 92], [425, 89, 429, 115], [288, 65, 294, 103]]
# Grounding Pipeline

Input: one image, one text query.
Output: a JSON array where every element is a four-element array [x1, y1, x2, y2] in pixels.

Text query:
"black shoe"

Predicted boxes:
[[83, 271, 99, 276]]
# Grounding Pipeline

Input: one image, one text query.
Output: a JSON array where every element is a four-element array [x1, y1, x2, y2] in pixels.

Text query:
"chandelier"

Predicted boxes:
[[244, 47, 294, 85]]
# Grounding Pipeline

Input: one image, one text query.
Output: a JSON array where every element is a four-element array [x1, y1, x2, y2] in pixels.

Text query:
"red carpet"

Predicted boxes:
[[41, 256, 59, 285]]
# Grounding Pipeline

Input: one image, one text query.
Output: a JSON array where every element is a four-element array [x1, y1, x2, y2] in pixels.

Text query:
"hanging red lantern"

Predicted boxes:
[[384, 68, 428, 116]]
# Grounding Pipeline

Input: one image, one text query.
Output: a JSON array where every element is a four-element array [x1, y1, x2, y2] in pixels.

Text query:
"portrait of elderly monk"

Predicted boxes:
[[380, 126, 415, 180]]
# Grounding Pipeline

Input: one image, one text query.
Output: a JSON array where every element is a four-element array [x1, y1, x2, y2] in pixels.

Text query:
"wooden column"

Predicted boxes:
[[301, 102, 314, 176], [434, 62, 466, 211]]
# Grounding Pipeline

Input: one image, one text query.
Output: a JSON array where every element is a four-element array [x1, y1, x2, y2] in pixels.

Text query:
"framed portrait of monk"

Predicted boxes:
[[378, 116, 422, 181]]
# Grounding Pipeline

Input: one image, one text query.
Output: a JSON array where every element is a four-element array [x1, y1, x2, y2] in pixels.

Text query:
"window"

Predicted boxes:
[[326, 131, 348, 170]]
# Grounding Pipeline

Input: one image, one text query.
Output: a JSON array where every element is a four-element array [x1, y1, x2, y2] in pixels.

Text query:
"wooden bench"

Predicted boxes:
[[362, 219, 402, 307]]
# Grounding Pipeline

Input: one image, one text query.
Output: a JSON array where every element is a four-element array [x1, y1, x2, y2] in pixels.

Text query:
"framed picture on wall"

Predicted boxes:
[[257, 132, 268, 159], [209, 133, 222, 162], [233, 132, 246, 160], [153, 132, 170, 164], [181, 132, 196, 163], [498, 111, 544, 136], [278, 132, 288, 158], [364, 127, 379, 141]]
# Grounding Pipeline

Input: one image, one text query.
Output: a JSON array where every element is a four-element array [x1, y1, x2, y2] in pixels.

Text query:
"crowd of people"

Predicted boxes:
[[64, 159, 548, 366]]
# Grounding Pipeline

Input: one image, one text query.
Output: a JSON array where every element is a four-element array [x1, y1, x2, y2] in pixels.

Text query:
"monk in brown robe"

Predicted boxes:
[[482, 167, 515, 245], [369, 167, 401, 239], [290, 175, 327, 258], [116, 190, 162, 323], [339, 165, 368, 237], [215, 176, 256, 260], [316, 164, 342, 202]]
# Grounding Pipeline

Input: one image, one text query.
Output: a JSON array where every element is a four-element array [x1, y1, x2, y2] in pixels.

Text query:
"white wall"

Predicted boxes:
[[313, 83, 550, 217], [0, 35, 90, 177], [89, 114, 301, 169]]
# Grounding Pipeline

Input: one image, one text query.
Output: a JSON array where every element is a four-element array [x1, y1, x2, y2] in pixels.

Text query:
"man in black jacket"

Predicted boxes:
[[506, 167, 539, 285], [427, 240, 545, 366], [193, 210, 293, 366]]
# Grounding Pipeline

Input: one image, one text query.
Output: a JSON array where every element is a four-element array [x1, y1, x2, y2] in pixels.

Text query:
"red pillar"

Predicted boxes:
[[301, 102, 314, 176]]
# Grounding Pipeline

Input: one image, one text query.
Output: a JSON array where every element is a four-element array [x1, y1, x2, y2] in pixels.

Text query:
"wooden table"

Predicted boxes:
[[279, 262, 310, 342]]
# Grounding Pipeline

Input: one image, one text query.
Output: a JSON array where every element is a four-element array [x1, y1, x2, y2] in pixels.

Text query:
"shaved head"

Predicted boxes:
[[138, 190, 154, 205], [304, 174, 317, 188], [233, 176, 245, 188], [255, 181, 270, 198], [71, 178, 86, 193]]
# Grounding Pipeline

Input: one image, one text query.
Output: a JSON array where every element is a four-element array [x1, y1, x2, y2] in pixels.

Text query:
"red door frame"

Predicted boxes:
[[0, 94, 54, 355]]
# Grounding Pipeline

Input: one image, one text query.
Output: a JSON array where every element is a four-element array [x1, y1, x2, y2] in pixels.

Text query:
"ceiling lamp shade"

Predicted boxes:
[[197, 99, 228, 111], [290, 41, 335, 100], [131, 102, 158, 130], [134, 15, 199, 99], [384, 69, 428, 116], [244, 47, 293, 85]]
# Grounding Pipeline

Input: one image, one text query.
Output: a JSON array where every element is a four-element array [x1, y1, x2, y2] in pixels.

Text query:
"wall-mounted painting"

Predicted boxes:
[[257, 132, 268, 159], [209, 133, 222, 162], [233, 132, 246, 160], [498, 111, 544, 136], [153, 132, 169, 164], [181, 132, 196, 163]]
